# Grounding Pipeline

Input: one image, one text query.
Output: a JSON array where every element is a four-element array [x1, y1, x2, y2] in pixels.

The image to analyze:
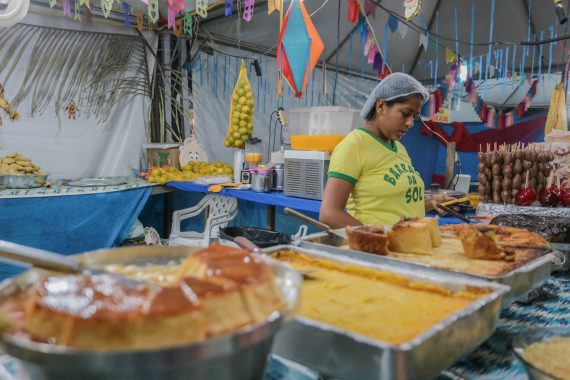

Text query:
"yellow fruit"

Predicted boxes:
[[238, 97, 246, 105], [228, 135, 235, 143], [247, 121, 253, 129], [232, 94, 239, 102], [239, 120, 247, 128], [235, 104, 242, 111], [234, 139, 242, 147], [239, 113, 249, 121], [237, 88, 245, 96], [232, 117, 240, 124], [224, 167, 233, 174], [245, 91, 253, 99], [244, 84, 251, 92], [233, 111, 240, 118], [246, 99, 254, 106], [150, 168, 162, 176], [233, 131, 240, 139], [167, 166, 178, 173], [241, 105, 251, 113], [239, 127, 248, 134], [224, 140, 231, 147], [240, 134, 249, 142]]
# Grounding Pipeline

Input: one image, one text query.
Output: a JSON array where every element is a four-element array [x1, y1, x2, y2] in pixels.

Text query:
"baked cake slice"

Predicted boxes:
[[346, 225, 388, 255], [388, 218, 440, 254]]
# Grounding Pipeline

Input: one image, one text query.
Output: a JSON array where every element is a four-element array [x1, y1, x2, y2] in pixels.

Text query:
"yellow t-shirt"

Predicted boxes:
[[328, 128, 425, 226]]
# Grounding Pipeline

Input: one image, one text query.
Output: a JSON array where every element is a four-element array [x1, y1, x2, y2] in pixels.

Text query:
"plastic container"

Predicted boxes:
[[288, 107, 361, 153], [245, 138, 262, 168]]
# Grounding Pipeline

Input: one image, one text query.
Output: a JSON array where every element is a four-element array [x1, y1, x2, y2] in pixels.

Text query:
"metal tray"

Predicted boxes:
[[264, 245, 509, 380], [67, 177, 127, 187], [0, 174, 47, 189], [0, 246, 302, 380], [301, 232, 554, 306]]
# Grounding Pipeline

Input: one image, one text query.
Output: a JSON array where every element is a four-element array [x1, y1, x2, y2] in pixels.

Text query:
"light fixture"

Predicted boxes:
[[554, 0, 568, 25]]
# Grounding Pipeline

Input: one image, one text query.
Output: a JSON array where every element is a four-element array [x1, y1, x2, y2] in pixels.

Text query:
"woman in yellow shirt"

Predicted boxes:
[[320, 73, 451, 228]]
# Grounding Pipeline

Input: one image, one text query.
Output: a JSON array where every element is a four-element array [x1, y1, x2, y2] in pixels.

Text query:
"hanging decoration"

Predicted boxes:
[[147, 0, 159, 23], [225, 0, 233, 16], [63, 0, 71, 16], [136, 11, 143, 31], [277, 0, 324, 97], [243, 0, 254, 22], [268, 0, 281, 15], [403, 0, 421, 21], [364, 0, 376, 17], [0, 84, 21, 126], [174, 19, 183, 37], [356, 12, 391, 80], [167, 0, 184, 13], [167, 8, 175, 29], [74, 0, 81, 21], [196, 0, 208, 18], [101, 0, 113, 18], [348, 0, 360, 23], [79, 0, 89, 9], [48, 0, 56, 8], [122, 2, 130, 29], [184, 13, 193, 36], [544, 83, 568, 134], [65, 100, 79, 120]]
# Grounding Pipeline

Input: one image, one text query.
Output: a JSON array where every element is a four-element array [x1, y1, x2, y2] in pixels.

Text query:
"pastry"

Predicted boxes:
[[345, 225, 388, 255], [387, 217, 441, 254], [453, 225, 506, 261]]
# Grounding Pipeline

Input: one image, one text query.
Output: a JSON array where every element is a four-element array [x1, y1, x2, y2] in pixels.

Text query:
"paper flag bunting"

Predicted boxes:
[[184, 13, 193, 36], [148, 0, 159, 23], [225, 0, 233, 16], [397, 21, 408, 38], [141, 0, 147, 5], [364, 0, 376, 17], [174, 19, 183, 38], [403, 0, 422, 21], [367, 44, 377, 64], [123, 2, 131, 28], [49, 0, 56, 8], [84, 7, 93, 24], [168, 8, 175, 29], [136, 11, 143, 30], [419, 33, 428, 51], [243, 0, 254, 21], [445, 48, 456, 64], [196, 0, 208, 18], [348, 0, 359, 23], [168, 0, 184, 13], [74, 0, 81, 21], [387, 15, 398, 33], [101, 0, 113, 18], [488, 64, 495, 78], [268, 0, 281, 15], [63, 0, 71, 16], [79, 0, 90, 9], [277, 0, 324, 97]]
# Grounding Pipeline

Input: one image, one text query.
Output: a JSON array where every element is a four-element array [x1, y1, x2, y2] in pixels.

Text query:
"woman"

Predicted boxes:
[[320, 73, 451, 228]]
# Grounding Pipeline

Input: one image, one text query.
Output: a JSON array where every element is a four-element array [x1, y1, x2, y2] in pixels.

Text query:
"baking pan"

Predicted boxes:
[[301, 232, 553, 306], [0, 246, 302, 380], [265, 245, 509, 380]]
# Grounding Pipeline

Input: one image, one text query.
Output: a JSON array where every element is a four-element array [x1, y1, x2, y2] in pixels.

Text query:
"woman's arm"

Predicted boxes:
[[319, 178, 362, 228], [424, 193, 456, 212]]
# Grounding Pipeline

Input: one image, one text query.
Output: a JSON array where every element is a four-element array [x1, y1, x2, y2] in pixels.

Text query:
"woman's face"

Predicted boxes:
[[373, 96, 423, 141]]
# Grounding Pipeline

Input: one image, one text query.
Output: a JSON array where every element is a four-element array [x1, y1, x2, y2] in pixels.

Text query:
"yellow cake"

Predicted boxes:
[[388, 217, 441, 254]]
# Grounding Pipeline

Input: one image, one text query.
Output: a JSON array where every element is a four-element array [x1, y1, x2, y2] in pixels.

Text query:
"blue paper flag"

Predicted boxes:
[[225, 0, 233, 16], [387, 15, 398, 33], [122, 2, 131, 29]]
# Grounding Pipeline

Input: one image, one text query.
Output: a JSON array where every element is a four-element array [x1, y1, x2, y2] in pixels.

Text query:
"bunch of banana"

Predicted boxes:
[[0, 152, 45, 175]]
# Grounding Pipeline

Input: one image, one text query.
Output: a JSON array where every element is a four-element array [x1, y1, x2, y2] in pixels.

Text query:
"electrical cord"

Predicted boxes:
[[331, 0, 341, 106], [267, 111, 278, 159]]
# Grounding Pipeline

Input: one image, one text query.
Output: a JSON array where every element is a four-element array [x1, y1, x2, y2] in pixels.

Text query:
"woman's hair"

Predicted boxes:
[[364, 93, 423, 121]]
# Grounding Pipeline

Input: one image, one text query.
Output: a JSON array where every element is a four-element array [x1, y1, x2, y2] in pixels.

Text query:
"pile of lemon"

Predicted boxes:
[[224, 83, 254, 149], [147, 161, 233, 185]]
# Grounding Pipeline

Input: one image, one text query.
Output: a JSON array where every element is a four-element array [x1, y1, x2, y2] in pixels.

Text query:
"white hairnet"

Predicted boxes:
[[360, 72, 429, 120]]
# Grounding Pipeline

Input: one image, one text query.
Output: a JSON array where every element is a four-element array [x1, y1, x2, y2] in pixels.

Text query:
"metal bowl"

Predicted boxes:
[[0, 174, 47, 189], [511, 327, 570, 380], [0, 246, 302, 380]]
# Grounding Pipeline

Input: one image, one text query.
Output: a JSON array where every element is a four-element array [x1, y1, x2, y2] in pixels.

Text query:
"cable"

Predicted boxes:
[[267, 111, 278, 159]]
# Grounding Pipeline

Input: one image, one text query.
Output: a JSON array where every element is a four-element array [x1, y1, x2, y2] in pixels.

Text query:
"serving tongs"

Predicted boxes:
[[0, 240, 147, 288]]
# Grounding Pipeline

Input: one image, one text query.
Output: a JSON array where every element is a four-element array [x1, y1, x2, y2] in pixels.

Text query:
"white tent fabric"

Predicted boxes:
[[0, 14, 156, 179]]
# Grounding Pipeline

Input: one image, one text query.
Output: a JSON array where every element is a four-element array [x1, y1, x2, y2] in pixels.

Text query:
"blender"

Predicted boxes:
[[241, 138, 262, 184]]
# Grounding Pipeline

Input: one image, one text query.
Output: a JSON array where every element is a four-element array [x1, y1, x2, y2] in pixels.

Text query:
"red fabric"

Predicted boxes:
[[348, 0, 359, 23], [498, 113, 505, 129], [420, 115, 547, 152], [377, 58, 391, 79]]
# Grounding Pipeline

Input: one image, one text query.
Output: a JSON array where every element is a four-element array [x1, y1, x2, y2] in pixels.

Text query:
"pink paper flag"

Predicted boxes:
[[63, 0, 71, 16], [168, 0, 184, 13], [364, 0, 376, 17], [367, 44, 377, 64], [243, 0, 254, 21], [168, 8, 176, 29]]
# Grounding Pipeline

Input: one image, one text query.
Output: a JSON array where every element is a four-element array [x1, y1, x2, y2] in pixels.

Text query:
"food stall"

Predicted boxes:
[[1, 0, 570, 379]]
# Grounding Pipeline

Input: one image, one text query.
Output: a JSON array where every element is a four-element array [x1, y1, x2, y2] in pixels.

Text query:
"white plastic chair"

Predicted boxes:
[[168, 194, 238, 247]]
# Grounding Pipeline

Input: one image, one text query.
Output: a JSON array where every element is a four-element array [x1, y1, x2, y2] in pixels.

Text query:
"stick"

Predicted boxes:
[[525, 170, 529, 188]]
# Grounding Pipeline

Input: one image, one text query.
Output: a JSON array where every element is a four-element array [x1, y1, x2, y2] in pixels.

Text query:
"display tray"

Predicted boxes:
[[67, 177, 127, 187], [264, 245, 509, 380], [300, 232, 553, 306], [0, 246, 301, 380], [0, 174, 47, 189]]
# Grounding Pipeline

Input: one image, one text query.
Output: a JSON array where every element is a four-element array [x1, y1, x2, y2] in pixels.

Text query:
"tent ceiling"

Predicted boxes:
[[200, 0, 569, 83]]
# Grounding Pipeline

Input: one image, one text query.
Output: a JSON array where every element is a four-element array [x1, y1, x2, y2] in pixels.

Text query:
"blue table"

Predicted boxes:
[[0, 177, 153, 280]]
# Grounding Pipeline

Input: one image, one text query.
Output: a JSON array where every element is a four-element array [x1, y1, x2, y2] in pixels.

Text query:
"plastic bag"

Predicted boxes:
[[223, 61, 255, 149]]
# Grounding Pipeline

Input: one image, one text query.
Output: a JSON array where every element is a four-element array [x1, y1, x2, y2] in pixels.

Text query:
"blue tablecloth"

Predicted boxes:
[[166, 182, 322, 214], [0, 178, 152, 280]]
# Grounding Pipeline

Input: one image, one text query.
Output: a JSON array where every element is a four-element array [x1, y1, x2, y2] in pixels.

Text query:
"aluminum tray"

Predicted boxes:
[[0, 246, 302, 380], [0, 174, 47, 189], [301, 232, 553, 306], [264, 245, 509, 380]]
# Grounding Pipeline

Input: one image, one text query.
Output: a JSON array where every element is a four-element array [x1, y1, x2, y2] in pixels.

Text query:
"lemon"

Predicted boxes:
[[247, 121, 253, 128], [233, 131, 240, 139], [233, 111, 240, 118], [239, 120, 247, 128], [246, 99, 254, 106], [234, 139, 242, 147], [241, 105, 251, 113], [239, 113, 249, 120], [228, 135, 235, 143], [241, 134, 249, 142], [238, 96, 246, 105], [237, 88, 245, 96], [244, 84, 251, 92], [232, 94, 239, 102], [235, 104, 242, 111], [245, 91, 253, 99], [238, 127, 248, 134]]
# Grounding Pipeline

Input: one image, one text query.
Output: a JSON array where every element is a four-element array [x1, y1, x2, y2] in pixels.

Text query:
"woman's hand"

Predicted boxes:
[[424, 193, 456, 213]]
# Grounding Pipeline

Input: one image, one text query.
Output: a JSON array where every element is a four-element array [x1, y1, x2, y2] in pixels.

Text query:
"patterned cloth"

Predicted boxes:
[[0, 176, 153, 199]]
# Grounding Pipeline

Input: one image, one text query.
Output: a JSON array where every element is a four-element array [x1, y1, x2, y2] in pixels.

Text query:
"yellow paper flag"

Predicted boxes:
[[268, 0, 282, 15], [445, 47, 457, 64], [545, 84, 568, 134]]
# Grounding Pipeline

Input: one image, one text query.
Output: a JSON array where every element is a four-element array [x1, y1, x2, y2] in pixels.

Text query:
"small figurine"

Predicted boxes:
[[65, 100, 79, 120], [0, 84, 21, 126]]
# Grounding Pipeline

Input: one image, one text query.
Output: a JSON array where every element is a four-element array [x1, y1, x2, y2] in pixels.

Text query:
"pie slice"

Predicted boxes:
[[346, 225, 388, 255], [453, 225, 507, 261]]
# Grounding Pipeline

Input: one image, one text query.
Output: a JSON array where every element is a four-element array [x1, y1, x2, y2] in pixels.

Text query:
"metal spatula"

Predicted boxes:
[[0, 240, 147, 288], [283, 208, 348, 240]]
